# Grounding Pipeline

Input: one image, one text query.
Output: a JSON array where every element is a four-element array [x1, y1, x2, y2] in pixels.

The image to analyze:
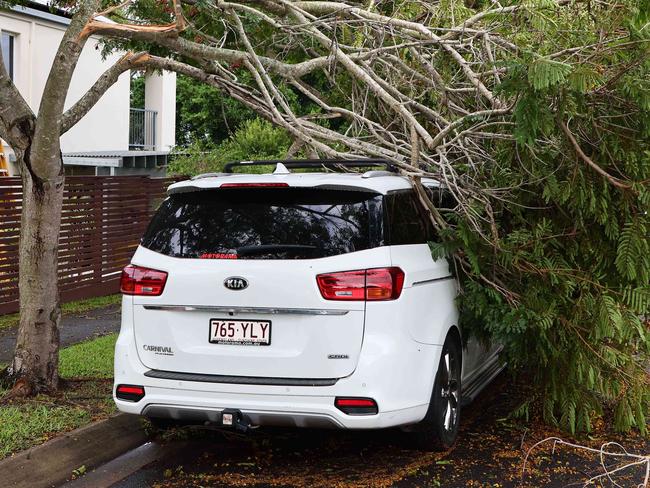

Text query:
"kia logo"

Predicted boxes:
[[224, 277, 248, 290]]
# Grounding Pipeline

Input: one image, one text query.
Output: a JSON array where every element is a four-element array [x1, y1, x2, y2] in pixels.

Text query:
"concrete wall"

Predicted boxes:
[[0, 7, 130, 153], [145, 71, 176, 151]]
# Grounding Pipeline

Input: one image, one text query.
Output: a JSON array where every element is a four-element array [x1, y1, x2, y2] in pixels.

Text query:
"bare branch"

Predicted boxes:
[[522, 437, 650, 488], [430, 108, 512, 149], [558, 118, 632, 190], [61, 51, 151, 134]]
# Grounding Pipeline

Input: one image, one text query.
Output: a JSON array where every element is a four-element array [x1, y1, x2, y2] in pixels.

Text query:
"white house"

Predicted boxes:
[[0, 1, 176, 176]]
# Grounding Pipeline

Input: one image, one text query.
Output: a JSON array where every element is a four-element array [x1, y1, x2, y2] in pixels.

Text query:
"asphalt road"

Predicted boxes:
[[0, 304, 121, 363], [99, 376, 649, 488]]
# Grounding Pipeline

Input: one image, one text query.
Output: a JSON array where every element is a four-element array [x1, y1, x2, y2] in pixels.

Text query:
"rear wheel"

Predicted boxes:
[[411, 332, 462, 451]]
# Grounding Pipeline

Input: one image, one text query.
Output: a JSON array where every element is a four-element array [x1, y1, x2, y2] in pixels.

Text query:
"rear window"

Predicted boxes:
[[141, 188, 384, 259], [385, 190, 436, 244]]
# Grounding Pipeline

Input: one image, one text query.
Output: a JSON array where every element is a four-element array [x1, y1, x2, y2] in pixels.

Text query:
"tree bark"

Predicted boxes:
[[3, 150, 64, 396], [1, 0, 99, 396]]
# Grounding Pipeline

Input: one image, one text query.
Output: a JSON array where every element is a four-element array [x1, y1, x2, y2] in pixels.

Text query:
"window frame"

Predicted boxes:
[[1, 31, 15, 80]]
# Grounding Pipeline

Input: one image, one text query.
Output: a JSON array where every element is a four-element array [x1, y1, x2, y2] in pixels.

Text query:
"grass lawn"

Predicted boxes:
[[0, 294, 121, 331], [59, 334, 117, 379], [0, 333, 118, 459]]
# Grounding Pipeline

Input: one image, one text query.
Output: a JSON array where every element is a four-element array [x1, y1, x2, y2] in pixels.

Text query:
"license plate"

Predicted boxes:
[[209, 319, 271, 346]]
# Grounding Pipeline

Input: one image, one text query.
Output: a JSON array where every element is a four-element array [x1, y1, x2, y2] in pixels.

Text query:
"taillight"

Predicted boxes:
[[120, 264, 168, 296], [335, 397, 378, 415], [366, 267, 405, 300], [316, 270, 366, 300], [220, 182, 289, 188], [115, 384, 145, 402], [316, 267, 404, 301]]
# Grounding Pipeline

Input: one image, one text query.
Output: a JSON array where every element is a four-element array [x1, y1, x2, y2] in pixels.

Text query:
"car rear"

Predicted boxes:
[[113, 176, 446, 429]]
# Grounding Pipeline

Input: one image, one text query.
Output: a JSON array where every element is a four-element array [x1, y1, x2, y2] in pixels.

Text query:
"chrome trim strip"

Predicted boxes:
[[144, 370, 339, 387], [412, 275, 454, 286], [142, 305, 350, 316]]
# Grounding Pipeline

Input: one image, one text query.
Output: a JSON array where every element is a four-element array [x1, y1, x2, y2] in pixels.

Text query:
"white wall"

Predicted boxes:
[[0, 8, 130, 153], [61, 35, 130, 152], [145, 71, 176, 151]]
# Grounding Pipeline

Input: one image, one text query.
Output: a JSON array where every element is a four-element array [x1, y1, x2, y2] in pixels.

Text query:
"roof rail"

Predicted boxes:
[[361, 170, 397, 178], [190, 172, 232, 180], [223, 159, 398, 174]]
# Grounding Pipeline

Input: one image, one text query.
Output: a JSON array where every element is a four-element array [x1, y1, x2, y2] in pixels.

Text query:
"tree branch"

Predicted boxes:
[[558, 118, 632, 190], [291, 0, 504, 108], [0, 45, 35, 150], [430, 108, 512, 149], [61, 51, 151, 134], [30, 0, 102, 179]]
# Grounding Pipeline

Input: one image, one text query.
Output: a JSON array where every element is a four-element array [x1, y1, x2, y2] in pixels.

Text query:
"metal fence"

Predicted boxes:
[[129, 108, 158, 150], [0, 176, 173, 315]]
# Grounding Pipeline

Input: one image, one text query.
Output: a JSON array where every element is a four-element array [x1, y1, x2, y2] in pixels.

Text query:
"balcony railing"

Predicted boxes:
[[129, 108, 157, 150]]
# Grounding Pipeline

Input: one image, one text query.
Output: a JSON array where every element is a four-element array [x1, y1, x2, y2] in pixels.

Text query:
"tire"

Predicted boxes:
[[410, 331, 462, 451]]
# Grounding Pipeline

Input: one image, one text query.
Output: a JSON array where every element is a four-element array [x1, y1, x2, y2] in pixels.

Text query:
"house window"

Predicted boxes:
[[1, 32, 14, 80]]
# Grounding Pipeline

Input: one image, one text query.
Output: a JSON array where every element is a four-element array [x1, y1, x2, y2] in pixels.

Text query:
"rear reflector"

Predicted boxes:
[[220, 182, 289, 188], [316, 267, 404, 301], [120, 264, 168, 296], [335, 397, 378, 415], [116, 384, 145, 402]]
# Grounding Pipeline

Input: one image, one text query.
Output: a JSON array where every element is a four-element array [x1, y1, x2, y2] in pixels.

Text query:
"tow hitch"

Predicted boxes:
[[220, 408, 252, 433]]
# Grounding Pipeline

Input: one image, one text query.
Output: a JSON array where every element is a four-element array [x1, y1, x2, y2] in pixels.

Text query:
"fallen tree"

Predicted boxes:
[[0, 0, 648, 433]]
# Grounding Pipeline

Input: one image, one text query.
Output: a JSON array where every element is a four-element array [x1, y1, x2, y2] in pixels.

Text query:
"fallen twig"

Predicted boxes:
[[521, 436, 650, 488]]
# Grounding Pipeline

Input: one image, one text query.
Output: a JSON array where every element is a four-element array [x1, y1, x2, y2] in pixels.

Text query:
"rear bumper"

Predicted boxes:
[[127, 391, 429, 429], [114, 315, 442, 429]]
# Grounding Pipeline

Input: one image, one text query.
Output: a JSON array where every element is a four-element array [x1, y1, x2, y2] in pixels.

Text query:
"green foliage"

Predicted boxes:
[[130, 74, 145, 109], [527, 56, 573, 90], [418, 0, 650, 436], [175, 74, 258, 146], [129, 73, 259, 146], [0, 404, 89, 459], [168, 118, 292, 176], [0, 333, 118, 458], [512, 90, 554, 145], [448, 153, 650, 434], [59, 333, 117, 379], [167, 139, 223, 177]]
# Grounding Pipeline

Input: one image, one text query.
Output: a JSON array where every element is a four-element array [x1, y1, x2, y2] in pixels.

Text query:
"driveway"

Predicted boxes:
[[107, 376, 649, 488]]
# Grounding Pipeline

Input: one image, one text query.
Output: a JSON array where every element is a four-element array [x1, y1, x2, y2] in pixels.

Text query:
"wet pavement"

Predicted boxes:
[[1, 307, 647, 487], [0, 304, 120, 363], [80, 376, 649, 488]]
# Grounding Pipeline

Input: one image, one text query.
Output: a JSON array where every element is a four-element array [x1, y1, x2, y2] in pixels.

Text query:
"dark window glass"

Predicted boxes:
[[424, 185, 457, 212], [142, 188, 383, 259], [1, 33, 14, 80], [385, 190, 435, 244]]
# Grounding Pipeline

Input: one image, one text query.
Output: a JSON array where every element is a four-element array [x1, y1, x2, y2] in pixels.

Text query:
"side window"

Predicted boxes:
[[424, 185, 457, 212], [1, 32, 15, 80], [386, 191, 435, 245]]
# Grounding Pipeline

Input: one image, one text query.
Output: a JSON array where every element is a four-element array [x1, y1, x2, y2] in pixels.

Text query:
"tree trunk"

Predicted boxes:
[[5, 151, 65, 396]]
